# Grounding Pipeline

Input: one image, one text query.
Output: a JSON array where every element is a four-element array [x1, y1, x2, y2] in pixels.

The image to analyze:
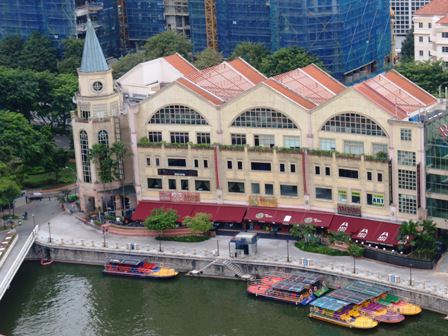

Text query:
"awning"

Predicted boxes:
[[214, 205, 247, 223], [368, 222, 400, 246], [302, 212, 333, 228], [351, 218, 381, 243], [191, 204, 220, 221], [131, 201, 193, 222], [272, 209, 305, 225], [244, 207, 277, 223], [329, 216, 364, 235]]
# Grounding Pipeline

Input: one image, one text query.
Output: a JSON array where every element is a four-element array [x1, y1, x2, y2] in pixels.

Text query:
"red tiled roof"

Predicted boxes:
[[263, 79, 316, 110], [164, 53, 200, 77], [228, 58, 267, 84], [437, 14, 448, 24], [415, 0, 448, 15], [355, 82, 408, 119], [177, 77, 224, 105], [383, 70, 437, 106], [302, 64, 345, 94]]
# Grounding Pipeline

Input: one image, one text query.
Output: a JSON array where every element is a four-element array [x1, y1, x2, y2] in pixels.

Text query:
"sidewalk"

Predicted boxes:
[[38, 211, 448, 294]]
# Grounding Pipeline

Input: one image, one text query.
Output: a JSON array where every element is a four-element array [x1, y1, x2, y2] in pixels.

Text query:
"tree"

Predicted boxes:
[[111, 141, 130, 210], [39, 127, 69, 180], [399, 220, 419, 248], [395, 60, 448, 96], [144, 208, 178, 236], [47, 73, 78, 130], [0, 176, 21, 215], [57, 38, 84, 74], [183, 213, 213, 234], [347, 243, 364, 257], [260, 47, 324, 77], [112, 52, 147, 79], [143, 31, 192, 61], [400, 29, 414, 63], [19, 32, 58, 72], [290, 224, 318, 244], [231, 42, 270, 70], [0, 35, 24, 68], [89, 144, 114, 184], [193, 48, 223, 70]]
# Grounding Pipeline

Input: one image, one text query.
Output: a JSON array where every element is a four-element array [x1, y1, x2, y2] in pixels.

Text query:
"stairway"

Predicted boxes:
[[223, 259, 252, 279]]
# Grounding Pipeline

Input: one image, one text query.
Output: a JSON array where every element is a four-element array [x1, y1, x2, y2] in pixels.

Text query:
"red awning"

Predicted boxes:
[[131, 201, 193, 222], [214, 205, 247, 223], [245, 207, 277, 223], [351, 218, 381, 243], [367, 222, 400, 246], [329, 216, 364, 235], [191, 204, 220, 221], [272, 209, 305, 225], [302, 212, 333, 228]]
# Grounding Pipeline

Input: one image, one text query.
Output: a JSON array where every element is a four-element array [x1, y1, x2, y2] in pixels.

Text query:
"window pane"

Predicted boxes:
[[228, 181, 245, 193], [281, 185, 298, 196], [316, 187, 332, 200], [181, 179, 189, 190], [398, 150, 416, 166], [232, 108, 297, 129], [321, 113, 385, 136], [196, 132, 211, 144], [147, 178, 162, 189], [149, 105, 208, 125], [231, 134, 246, 145], [251, 183, 260, 194], [284, 136, 300, 148], [338, 168, 359, 179], [251, 162, 272, 171], [195, 180, 210, 191], [265, 183, 274, 195], [320, 138, 336, 151], [399, 194, 417, 214], [168, 158, 186, 167], [168, 179, 176, 190], [344, 141, 364, 155], [372, 143, 387, 155], [148, 131, 162, 143], [254, 134, 275, 147], [170, 132, 189, 143]]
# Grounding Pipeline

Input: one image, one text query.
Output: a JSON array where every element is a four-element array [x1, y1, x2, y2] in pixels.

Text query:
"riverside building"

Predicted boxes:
[[73, 19, 445, 242]]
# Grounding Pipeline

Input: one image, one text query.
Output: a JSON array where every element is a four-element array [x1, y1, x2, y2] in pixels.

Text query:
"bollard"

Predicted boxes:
[[81, 240, 84, 246]]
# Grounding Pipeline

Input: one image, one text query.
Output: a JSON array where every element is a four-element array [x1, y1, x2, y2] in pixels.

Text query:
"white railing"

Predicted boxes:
[[0, 226, 38, 301]]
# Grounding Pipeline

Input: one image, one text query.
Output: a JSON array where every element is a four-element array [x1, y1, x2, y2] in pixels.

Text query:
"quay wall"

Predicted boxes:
[[27, 242, 448, 315]]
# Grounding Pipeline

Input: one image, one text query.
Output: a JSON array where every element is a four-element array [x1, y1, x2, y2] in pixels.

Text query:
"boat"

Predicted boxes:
[[377, 293, 422, 316], [309, 296, 378, 329], [247, 272, 328, 306], [40, 258, 54, 266], [103, 257, 178, 279]]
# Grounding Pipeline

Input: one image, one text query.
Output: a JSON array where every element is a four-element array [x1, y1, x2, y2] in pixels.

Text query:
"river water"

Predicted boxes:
[[0, 262, 445, 336]]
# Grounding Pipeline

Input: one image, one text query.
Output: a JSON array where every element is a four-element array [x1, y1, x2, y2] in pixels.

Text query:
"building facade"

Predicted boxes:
[[413, 0, 448, 62], [391, 0, 431, 52]]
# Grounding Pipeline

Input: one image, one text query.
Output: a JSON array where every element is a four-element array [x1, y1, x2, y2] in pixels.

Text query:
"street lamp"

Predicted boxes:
[[103, 229, 107, 247], [216, 239, 220, 256], [286, 238, 290, 262], [159, 236, 163, 252], [409, 263, 413, 286], [32, 213, 35, 226], [48, 222, 52, 243], [353, 256, 356, 274]]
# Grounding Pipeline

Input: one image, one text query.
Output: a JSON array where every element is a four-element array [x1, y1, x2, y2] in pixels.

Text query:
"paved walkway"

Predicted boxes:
[[33, 204, 448, 295]]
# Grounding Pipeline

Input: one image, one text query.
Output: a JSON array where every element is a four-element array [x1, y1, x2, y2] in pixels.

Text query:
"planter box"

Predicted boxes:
[[364, 247, 439, 269]]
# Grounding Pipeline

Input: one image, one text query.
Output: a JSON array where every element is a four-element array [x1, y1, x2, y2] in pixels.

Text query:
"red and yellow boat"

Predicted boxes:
[[103, 257, 178, 279]]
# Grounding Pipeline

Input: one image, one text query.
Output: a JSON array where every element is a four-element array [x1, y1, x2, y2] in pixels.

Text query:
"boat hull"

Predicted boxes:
[[103, 269, 178, 279], [309, 313, 378, 329]]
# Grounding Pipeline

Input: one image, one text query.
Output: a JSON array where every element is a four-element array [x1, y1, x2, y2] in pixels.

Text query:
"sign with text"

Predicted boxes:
[[337, 203, 362, 217], [248, 195, 278, 208], [158, 169, 198, 176], [159, 191, 200, 203]]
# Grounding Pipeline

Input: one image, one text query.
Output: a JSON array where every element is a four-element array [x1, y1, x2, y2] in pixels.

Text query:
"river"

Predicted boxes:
[[0, 262, 445, 336]]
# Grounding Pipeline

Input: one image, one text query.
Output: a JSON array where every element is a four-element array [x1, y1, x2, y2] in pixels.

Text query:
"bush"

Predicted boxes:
[[155, 235, 209, 243], [295, 241, 350, 256]]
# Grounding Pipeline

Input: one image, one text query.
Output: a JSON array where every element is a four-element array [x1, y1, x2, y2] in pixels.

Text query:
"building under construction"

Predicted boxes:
[[189, 0, 392, 82]]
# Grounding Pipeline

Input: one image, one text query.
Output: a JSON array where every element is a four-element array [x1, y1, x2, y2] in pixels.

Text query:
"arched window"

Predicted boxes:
[[321, 113, 386, 136], [98, 130, 109, 146], [80, 130, 91, 183], [149, 105, 208, 125], [232, 108, 297, 129]]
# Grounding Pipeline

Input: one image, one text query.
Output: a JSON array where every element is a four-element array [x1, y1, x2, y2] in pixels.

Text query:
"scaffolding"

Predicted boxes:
[[189, 0, 392, 81], [204, 0, 217, 49]]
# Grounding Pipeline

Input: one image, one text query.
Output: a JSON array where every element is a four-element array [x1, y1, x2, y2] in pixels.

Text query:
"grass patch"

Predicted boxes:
[[156, 235, 210, 243], [295, 241, 350, 256], [23, 162, 76, 189]]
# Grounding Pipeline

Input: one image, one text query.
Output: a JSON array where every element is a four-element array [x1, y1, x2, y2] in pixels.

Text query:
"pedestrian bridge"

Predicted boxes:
[[0, 225, 38, 301]]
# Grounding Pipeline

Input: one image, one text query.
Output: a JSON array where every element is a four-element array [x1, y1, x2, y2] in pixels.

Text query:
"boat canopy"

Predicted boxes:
[[108, 258, 143, 266], [344, 281, 390, 297], [271, 272, 322, 293], [327, 289, 373, 305], [310, 296, 350, 312]]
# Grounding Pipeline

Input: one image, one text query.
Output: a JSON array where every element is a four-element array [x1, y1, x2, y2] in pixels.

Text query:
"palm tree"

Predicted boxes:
[[111, 141, 130, 214], [89, 144, 114, 213], [399, 220, 418, 249]]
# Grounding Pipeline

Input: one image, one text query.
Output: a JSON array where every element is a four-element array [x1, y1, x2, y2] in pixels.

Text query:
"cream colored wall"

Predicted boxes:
[[78, 69, 115, 97]]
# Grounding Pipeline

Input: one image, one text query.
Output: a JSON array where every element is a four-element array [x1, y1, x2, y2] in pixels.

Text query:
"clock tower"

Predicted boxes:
[[72, 18, 130, 215]]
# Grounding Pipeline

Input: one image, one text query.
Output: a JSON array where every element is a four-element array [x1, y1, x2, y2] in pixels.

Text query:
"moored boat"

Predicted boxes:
[[377, 294, 422, 316], [247, 272, 327, 306], [103, 257, 178, 279]]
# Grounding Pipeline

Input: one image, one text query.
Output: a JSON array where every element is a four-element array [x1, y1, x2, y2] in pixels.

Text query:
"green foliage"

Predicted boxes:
[[295, 241, 350, 256], [194, 48, 224, 70], [231, 42, 270, 70], [89, 144, 115, 183], [143, 31, 192, 61], [110, 141, 130, 181], [400, 29, 414, 63], [0, 35, 24, 68], [112, 51, 147, 79], [260, 47, 323, 77], [399, 219, 438, 259], [19, 32, 58, 72], [156, 235, 209, 243], [0, 176, 21, 210], [183, 212, 213, 234], [144, 208, 178, 233], [290, 224, 318, 243], [329, 231, 350, 243], [347, 243, 364, 257], [395, 60, 448, 96], [57, 38, 84, 74]]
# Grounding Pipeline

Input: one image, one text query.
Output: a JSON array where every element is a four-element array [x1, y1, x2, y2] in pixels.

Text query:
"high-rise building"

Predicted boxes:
[[189, 0, 392, 82], [391, 0, 431, 52]]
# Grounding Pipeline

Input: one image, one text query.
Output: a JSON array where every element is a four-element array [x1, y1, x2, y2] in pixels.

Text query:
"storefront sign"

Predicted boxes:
[[157, 169, 198, 176], [337, 203, 362, 217], [159, 191, 200, 203], [372, 194, 384, 207], [248, 195, 278, 208]]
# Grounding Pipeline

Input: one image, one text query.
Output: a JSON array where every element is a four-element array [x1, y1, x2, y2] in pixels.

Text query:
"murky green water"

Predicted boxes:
[[0, 262, 445, 336]]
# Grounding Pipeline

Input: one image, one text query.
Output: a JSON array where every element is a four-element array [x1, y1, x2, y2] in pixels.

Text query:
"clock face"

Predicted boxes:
[[92, 81, 103, 92]]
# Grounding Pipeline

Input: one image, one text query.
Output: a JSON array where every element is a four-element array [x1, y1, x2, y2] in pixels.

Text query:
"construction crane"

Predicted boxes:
[[204, 0, 218, 49], [117, 0, 129, 52]]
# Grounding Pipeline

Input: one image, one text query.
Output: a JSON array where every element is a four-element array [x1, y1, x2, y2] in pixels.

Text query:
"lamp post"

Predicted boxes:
[[32, 213, 35, 226], [48, 222, 52, 243], [353, 256, 356, 274], [159, 232, 163, 252], [286, 237, 290, 262], [216, 239, 220, 256], [103, 229, 107, 247], [409, 263, 413, 286]]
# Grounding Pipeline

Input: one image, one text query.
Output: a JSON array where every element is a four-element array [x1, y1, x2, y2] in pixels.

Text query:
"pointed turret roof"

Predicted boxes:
[[80, 19, 109, 73]]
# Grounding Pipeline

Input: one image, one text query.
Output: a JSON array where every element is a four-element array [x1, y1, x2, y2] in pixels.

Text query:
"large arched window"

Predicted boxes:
[[80, 130, 91, 183], [232, 108, 297, 129], [149, 105, 208, 125], [321, 113, 386, 136], [98, 130, 109, 146]]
